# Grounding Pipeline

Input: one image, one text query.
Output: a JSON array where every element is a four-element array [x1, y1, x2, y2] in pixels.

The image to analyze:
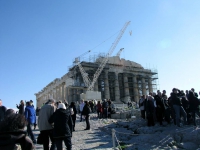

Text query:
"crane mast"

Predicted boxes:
[[117, 48, 124, 57], [87, 21, 131, 91], [74, 50, 91, 87]]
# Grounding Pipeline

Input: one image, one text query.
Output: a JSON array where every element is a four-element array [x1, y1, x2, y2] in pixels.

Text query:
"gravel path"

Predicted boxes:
[[33, 113, 114, 150]]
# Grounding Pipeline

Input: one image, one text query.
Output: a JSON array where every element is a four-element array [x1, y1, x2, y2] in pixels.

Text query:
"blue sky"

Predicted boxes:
[[0, 1, 200, 109]]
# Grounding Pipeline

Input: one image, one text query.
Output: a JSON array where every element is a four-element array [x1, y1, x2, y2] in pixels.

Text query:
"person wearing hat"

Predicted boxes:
[[49, 103, 73, 150], [38, 99, 56, 150]]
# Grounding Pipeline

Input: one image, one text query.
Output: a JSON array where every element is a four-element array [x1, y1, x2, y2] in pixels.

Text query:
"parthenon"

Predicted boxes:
[[35, 54, 158, 108]]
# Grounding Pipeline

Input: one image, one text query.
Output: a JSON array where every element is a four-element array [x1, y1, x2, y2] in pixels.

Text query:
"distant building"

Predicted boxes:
[[35, 55, 158, 108]]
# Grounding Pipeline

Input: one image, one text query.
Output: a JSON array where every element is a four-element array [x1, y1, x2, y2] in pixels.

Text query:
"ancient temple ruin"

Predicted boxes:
[[35, 54, 158, 108]]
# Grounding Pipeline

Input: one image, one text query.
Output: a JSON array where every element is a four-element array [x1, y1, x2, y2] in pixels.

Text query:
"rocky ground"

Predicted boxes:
[[33, 113, 200, 150]]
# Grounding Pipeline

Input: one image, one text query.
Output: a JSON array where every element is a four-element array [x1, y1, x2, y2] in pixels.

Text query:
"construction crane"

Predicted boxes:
[[87, 21, 131, 91], [74, 50, 91, 87], [116, 48, 124, 57]]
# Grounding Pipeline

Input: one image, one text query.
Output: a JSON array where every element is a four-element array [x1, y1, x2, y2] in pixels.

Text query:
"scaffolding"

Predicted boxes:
[[67, 53, 159, 102]]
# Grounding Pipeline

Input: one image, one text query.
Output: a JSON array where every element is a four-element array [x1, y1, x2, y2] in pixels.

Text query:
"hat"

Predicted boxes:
[[58, 103, 66, 109]]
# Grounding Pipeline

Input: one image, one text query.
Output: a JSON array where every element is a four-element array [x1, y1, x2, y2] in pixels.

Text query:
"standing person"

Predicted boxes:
[[96, 101, 102, 119], [171, 88, 187, 127], [69, 102, 77, 131], [162, 95, 171, 124], [139, 95, 146, 119], [16, 100, 25, 115], [93, 99, 97, 113], [49, 103, 73, 150], [188, 90, 200, 126], [102, 99, 108, 119], [38, 99, 56, 150], [89, 100, 94, 113], [82, 101, 91, 130], [155, 92, 164, 125], [79, 99, 85, 122], [0, 99, 7, 122], [24, 101, 36, 144], [181, 93, 190, 124], [146, 96, 155, 127]]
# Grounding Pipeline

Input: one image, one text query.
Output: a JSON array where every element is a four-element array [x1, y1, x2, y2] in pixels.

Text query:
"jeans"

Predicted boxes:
[[40, 130, 56, 150], [55, 137, 72, 150], [27, 123, 36, 143], [173, 105, 187, 126]]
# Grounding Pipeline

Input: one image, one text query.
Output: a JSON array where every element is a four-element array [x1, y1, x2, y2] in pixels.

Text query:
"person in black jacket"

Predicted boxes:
[[49, 103, 73, 150], [82, 101, 91, 130], [188, 90, 200, 126], [69, 102, 77, 131], [146, 96, 155, 127], [155, 92, 164, 125], [181, 93, 191, 124], [171, 88, 187, 127], [16, 100, 25, 115]]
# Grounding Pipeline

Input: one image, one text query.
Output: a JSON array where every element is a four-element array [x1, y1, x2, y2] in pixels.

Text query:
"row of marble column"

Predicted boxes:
[[37, 72, 153, 106], [95, 71, 153, 102], [38, 82, 66, 105]]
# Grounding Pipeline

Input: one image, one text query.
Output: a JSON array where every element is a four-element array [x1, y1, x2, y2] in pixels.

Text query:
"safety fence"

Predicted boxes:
[[111, 126, 197, 150]]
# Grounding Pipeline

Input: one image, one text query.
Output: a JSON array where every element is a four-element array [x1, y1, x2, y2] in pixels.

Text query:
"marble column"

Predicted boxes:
[[123, 73, 130, 98], [114, 72, 120, 102], [65, 87, 68, 101], [56, 86, 59, 101], [53, 88, 56, 99], [73, 89, 76, 102], [148, 77, 153, 93], [142, 77, 147, 95], [133, 75, 139, 102], [104, 71, 110, 99]]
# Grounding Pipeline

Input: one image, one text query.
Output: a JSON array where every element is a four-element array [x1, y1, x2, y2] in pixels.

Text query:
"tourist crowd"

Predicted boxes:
[[0, 87, 199, 149], [139, 88, 200, 127]]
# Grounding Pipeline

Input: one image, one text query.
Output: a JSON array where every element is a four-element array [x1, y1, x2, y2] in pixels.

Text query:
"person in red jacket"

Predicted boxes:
[[96, 101, 102, 119]]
